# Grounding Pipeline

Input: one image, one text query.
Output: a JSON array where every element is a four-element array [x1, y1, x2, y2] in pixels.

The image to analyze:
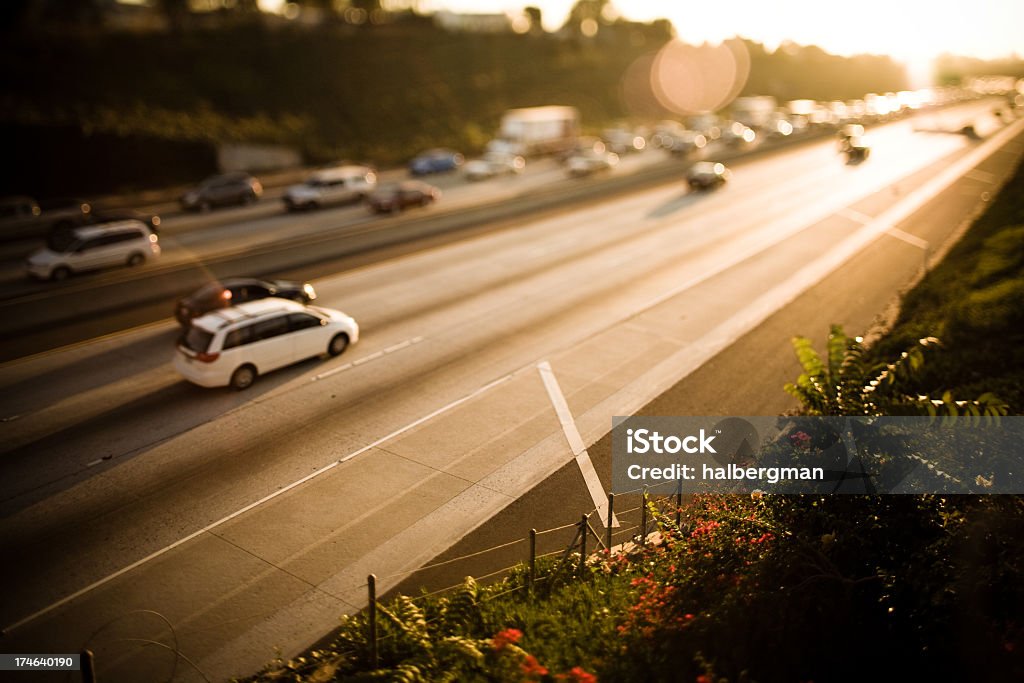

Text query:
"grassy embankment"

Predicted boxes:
[[240, 160, 1024, 683]]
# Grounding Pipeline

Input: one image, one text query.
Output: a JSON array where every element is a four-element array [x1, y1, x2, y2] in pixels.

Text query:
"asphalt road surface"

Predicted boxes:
[[0, 101, 1021, 682]]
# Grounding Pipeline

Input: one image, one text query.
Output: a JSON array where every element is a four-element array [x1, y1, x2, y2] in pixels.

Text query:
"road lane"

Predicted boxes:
[[0, 108, 1020, 682], [0, 100, 997, 319]]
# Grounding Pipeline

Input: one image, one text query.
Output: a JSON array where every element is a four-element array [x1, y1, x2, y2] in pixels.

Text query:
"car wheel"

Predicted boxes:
[[390, 203, 401, 214], [126, 252, 145, 267], [242, 192, 256, 205], [230, 364, 257, 390], [51, 266, 71, 282], [328, 333, 350, 357], [199, 201, 212, 213]]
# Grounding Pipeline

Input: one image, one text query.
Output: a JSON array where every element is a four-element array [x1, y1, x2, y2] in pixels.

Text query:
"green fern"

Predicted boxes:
[[785, 325, 1006, 417]]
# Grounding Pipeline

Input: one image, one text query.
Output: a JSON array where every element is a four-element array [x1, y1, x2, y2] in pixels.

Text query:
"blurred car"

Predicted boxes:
[[25, 219, 160, 281], [0, 196, 44, 238], [844, 136, 871, 163], [174, 298, 359, 390], [651, 120, 687, 149], [409, 149, 464, 175], [602, 128, 646, 155], [837, 124, 865, 147], [38, 198, 93, 230], [687, 162, 731, 190], [565, 147, 619, 177], [283, 165, 377, 211], [665, 130, 708, 156], [180, 172, 263, 212], [463, 152, 525, 181], [1, 195, 92, 239], [719, 121, 756, 145], [366, 181, 440, 213], [175, 277, 317, 327]]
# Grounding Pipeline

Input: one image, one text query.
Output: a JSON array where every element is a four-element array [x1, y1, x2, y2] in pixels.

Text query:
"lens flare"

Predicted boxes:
[[647, 39, 751, 115]]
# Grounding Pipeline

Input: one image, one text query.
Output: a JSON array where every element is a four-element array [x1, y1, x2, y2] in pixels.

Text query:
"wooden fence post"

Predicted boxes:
[[368, 574, 378, 669], [606, 492, 614, 551]]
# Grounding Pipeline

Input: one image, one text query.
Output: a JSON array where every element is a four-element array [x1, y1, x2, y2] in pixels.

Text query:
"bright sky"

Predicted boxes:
[[419, 0, 1024, 61]]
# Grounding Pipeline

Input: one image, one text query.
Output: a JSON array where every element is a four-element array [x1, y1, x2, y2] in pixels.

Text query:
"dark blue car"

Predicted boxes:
[[409, 148, 465, 175]]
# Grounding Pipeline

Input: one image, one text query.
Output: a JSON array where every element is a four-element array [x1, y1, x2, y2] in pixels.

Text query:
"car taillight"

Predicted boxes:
[[196, 351, 220, 363]]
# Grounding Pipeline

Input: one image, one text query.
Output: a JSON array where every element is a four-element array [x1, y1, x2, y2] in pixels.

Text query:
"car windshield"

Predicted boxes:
[[46, 231, 77, 252], [182, 326, 214, 352]]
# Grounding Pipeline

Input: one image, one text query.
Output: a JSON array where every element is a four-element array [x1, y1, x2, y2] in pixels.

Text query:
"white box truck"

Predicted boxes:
[[487, 106, 580, 157]]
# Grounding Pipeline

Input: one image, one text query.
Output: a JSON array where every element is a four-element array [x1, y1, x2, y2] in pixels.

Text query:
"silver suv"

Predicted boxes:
[[25, 220, 161, 281], [283, 166, 377, 211]]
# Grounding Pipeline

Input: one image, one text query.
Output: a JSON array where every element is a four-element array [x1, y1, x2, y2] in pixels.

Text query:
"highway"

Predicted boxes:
[[0, 99, 1021, 682]]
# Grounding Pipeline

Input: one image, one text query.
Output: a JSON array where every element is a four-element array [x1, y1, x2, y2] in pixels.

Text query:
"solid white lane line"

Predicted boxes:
[[2, 369, 515, 635], [537, 361, 618, 529], [312, 335, 424, 381], [537, 361, 586, 456]]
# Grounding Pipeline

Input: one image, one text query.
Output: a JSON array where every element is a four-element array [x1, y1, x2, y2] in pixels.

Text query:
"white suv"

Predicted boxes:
[[283, 165, 377, 211], [25, 220, 160, 281], [174, 298, 359, 390]]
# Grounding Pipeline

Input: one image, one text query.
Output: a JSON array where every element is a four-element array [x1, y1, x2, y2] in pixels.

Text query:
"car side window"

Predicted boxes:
[[287, 313, 322, 331], [75, 238, 102, 252], [251, 315, 289, 341], [235, 285, 270, 301], [111, 230, 141, 244], [222, 324, 255, 350]]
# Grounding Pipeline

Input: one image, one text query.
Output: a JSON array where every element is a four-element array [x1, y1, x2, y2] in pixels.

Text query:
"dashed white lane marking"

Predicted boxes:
[[312, 336, 424, 381], [537, 361, 618, 529], [836, 207, 874, 224], [2, 366, 513, 635], [965, 168, 996, 183], [886, 227, 930, 250]]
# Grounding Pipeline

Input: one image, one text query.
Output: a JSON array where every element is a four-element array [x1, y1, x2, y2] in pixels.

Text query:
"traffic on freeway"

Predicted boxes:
[[2, 5, 1024, 681], [3, 93, 1022, 680]]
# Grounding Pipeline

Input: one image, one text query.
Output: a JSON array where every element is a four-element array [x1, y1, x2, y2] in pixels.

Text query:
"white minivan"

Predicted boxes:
[[25, 220, 161, 281], [174, 298, 359, 390], [283, 165, 377, 211]]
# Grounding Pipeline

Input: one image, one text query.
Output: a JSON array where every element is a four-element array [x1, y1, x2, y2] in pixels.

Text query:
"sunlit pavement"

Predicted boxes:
[[0, 103, 1021, 681]]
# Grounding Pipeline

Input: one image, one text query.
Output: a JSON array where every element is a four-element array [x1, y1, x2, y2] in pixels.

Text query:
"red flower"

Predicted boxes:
[[521, 654, 548, 678], [491, 627, 523, 651], [556, 665, 598, 683]]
